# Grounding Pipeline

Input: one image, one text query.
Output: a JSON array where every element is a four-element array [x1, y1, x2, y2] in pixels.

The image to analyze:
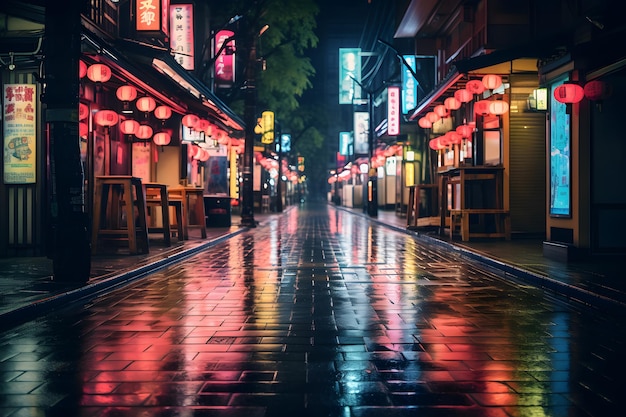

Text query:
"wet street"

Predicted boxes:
[[1, 202, 624, 417]]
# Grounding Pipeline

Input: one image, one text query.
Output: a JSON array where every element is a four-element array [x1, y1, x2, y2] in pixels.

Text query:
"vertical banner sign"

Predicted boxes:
[[136, 0, 161, 32], [261, 111, 274, 144], [549, 77, 571, 217], [3, 84, 37, 184], [215, 30, 235, 86], [170, 4, 194, 70], [339, 48, 361, 104], [387, 86, 400, 136], [401, 55, 417, 113], [339, 131, 353, 156], [353, 111, 369, 155]]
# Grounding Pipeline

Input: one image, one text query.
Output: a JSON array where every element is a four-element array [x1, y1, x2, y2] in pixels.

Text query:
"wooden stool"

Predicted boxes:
[[144, 183, 172, 246], [168, 199, 184, 240], [168, 187, 206, 240], [91, 176, 149, 254]]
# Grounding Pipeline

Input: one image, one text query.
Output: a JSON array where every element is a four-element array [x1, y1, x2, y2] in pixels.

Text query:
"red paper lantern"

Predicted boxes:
[[489, 100, 509, 115], [553, 83, 584, 104], [456, 124, 473, 138], [93, 110, 118, 127], [136, 96, 156, 113], [482, 74, 502, 90], [79, 60, 87, 79], [444, 96, 461, 110], [418, 117, 432, 129], [447, 131, 462, 145], [154, 105, 172, 120], [196, 118, 210, 132], [182, 114, 200, 128], [120, 119, 140, 135], [79, 122, 88, 137], [466, 79, 485, 95], [116, 85, 138, 102], [135, 124, 153, 140], [454, 89, 473, 103], [79, 103, 89, 120], [474, 100, 491, 115], [153, 131, 171, 146], [434, 104, 449, 118], [429, 138, 443, 151], [426, 111, 440, 124], [583, 80, 611, 101], [86, 63, 111, 83]]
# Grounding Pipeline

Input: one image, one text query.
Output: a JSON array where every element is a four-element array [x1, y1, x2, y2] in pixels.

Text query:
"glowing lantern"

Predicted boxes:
[[79, 122, 88, 137], [489, 100, 509, 115], [474, 100, 491, 115], [454, 89, 473, 103], [426, 111, 440, 124], [444, 96, 461, 110], [86, 63, 111, 83], [79, 60, 87, 79], [447, 131, 462, 145], [434, 104, 449, 118], [482, 74, 502, 90], [153, 131, 171, 146], [553, 83, 584, 104], [418, 117, 432, 129], [456, 124, 473, 138], [116, 85, 138, 102], [196, 118, 210, 133], [154, 105, 172, 120], [182, 114, 199, 129], [93, 110, 118, 127], [120, 119, 140, 135], [466, 79, 485, 95], [135, 124, 153, 140], [79, 103, 89, 120], [584, 80, 611, 101], [136, 96, 156, 113]]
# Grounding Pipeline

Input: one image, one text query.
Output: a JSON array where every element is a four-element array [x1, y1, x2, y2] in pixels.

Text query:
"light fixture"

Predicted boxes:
[[489, 100, 509, 115], [482, 74, 502, 90], [93, 110, 119, 128], [120, 119, 140, 136], [135, 124, 153, 141], [153, 131, 171, 146], [79, 103, 89, 120], [86, 63, 112, 83], [116, 85, 138, 114], [454, 89, 473, 103], [154, 105, 172, 121], [456, 124, 473, 138], [79, 60, 87, 79], [474, 100, 491, 116], [136, 96, 156, 114], [418, 117, 432, 129], [444, 96, 461, 110], [583, 80, 611, 101], [553, 83, 584, 104], [466, 79, 485, 95], [434, 104, 449, 118], [425, 111, 440, 124]]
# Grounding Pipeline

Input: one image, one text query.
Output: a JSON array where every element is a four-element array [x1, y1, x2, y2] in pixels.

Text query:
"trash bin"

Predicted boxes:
[[204, 195, 231, 227]]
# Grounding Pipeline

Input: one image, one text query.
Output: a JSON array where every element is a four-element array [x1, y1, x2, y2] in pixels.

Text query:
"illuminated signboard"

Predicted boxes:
[[170, 4, 194, 70], [549, 77, 571, 217], [339, 48, 361, 104], [136, 0, 170, 36], [339, 131, 353, 156], [401, 55, 417, 113], [354, 111, 369, 154], [215, 30, 235, 86], [3, 84, 37, 184], [387, 86, 400, 136]]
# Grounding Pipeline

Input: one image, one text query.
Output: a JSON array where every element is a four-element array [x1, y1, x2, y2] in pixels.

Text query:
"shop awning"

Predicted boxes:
[[407, 44, 552, 121], [81, 31, 244, 135]]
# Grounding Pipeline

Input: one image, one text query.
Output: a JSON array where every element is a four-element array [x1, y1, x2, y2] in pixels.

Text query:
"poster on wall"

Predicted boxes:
[[549, 77, 571, 217], [204, 156, 228, 195], [132, 142, 151, 183], [3, 84, 37, 184]]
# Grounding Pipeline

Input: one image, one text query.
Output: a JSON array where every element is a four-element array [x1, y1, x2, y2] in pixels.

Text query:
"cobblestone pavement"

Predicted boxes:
[[0, 202, 624, 417]]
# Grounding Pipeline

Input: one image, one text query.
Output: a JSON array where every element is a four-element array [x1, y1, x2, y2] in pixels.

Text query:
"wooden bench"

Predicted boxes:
[[449, 208, 511, 241]]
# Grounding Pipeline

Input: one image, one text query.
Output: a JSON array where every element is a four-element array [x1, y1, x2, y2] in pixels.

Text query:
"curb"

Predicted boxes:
[[0, 227, 248, 330]]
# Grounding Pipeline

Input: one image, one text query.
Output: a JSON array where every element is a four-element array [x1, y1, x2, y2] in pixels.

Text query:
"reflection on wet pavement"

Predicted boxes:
[[0, 203, 624, 416]]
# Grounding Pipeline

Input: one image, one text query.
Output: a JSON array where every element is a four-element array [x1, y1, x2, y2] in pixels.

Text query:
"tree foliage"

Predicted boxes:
[[206, 0, 325, 181]]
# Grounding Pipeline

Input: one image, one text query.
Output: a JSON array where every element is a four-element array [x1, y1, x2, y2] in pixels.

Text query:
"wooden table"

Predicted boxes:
[[167, 187, 207, 240], [91, 176, 149, 254]]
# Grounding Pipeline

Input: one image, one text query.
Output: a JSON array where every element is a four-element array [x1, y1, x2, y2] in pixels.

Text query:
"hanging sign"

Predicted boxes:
[[170, 3, 194, 70], [3, 84, 37, 184]]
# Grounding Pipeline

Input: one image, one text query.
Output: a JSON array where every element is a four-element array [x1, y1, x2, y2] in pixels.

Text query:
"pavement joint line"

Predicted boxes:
[[337, 206, 626, 316]]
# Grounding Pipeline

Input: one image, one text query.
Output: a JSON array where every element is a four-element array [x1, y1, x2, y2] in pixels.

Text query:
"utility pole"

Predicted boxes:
[[44, 0, 90, 282], [240, 26, 258, 227]]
